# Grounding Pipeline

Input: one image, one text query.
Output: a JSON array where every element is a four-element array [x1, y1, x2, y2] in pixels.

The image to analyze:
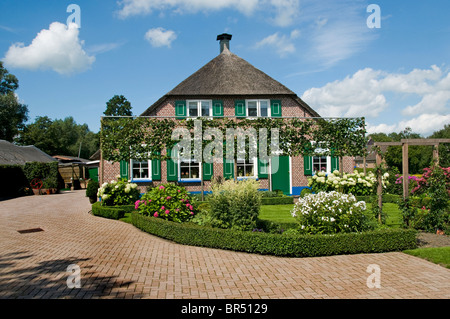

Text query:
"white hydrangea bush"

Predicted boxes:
[[97, 177, 140, 206], [291, 191, 372, 234], [308, 170, 389, 196]]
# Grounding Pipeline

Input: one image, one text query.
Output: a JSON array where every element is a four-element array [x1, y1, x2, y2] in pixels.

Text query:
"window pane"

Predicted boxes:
[[260, 101, 268, 117], [248, 101, 257, 116], [188, 102, 198, 117], [201, 101, 210, 117]]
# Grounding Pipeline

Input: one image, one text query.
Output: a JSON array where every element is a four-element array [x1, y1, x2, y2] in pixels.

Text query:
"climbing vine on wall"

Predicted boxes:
[[100, 116, 368, 162]]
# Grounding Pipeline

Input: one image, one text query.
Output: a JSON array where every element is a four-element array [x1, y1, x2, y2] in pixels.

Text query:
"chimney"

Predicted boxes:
[[216, 33, 232, 53]]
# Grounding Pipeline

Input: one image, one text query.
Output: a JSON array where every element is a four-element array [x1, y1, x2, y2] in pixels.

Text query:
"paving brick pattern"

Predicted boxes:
[[0, 190, 449, 299]]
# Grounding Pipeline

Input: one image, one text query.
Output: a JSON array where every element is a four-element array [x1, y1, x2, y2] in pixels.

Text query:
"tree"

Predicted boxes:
[[104, 95, 132, 117], [17, 116, 99, 158], [0, 61, 29, 141], [429, 124, 450, 167]]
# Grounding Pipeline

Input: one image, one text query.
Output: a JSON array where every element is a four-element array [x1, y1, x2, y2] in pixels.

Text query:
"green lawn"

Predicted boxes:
[[259, 202, 403, 228], [403, 247, 450, 269]]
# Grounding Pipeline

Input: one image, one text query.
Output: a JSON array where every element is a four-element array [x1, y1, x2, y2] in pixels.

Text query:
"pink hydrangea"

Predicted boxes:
[[165, 209, 170, 214], [153, 212, 158, 217], [159, 185, 165, 190], [166, 196, 171, 200], [161, 205, 165, 210]]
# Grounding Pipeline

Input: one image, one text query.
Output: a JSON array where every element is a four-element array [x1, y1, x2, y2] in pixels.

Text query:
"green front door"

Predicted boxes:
[[271, 156, 290, 195]]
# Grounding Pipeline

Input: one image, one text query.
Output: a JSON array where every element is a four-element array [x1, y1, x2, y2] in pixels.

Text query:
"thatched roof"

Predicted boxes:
[[141, 46, 320, 117], [0, 140, 56, 165]]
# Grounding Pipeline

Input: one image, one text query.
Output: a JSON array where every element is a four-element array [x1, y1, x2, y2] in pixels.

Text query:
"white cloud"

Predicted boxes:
[[117, 0, 299, 27], [117, 0, 259, 18], [367, 114, 450, 136], [3, 22, 94, 75], [302, 65, 450, 135], [145, 28, 177, 48], [255, 29, 300, 57]]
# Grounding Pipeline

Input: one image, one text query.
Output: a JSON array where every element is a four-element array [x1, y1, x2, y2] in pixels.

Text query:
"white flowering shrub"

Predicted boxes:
[[97, 178, 140, 206], [308, 170, 389, 196], [291, 191, 372, 234]]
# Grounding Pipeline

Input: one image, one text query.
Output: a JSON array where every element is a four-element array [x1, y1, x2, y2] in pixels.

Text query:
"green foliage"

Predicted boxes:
[[104, 95, 132, 116], [97, 178, 140, 206], [136, 183, 195, 223], [398, 165, 450, 233], [291, 191, 374, 234], [86, 181, 99, 198], [207, 179, 261, 231], [17, 116, 99, 158], [423, 165, 449, 232], [261, 196, 294, 205], [132, 212, 417, 257], [91, 202, 134, 220], [23, 162, 61, 189], [0, 62, 28, 142], [100, 117, 367, 163]]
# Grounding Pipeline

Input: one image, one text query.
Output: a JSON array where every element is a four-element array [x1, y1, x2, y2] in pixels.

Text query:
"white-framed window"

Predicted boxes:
[[246, 100, 270, 117], [237, 158, 257, 178], [312, 141, 331, 174], [187, 100, 212, 118], [312, 156, 330, 174], [179, 157, 201, 180], [131, 159, 152, 180]]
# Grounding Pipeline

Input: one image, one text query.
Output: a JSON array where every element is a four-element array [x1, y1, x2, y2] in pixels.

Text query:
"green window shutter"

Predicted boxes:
[[167, 147, 178, 181], [152, 152, 161, 181], [223, 158, 234, 180], [120, 160, 129, 180], [175, 100, 186, 119], [304, 156, 312, 176], [271, 100, 282, 117], [212, 100, 224, 117], [203, 162, 213, 181], [331, 156, 339, 172], [258, 158, 269, 179], [235, 100, 246, 118]]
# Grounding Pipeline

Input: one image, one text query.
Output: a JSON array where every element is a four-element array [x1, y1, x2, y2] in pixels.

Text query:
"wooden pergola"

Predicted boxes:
[[374, 138, 450, 200]]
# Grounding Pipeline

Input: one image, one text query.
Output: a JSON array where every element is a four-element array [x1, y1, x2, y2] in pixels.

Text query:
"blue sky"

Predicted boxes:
[[1, 0, 449, 136]]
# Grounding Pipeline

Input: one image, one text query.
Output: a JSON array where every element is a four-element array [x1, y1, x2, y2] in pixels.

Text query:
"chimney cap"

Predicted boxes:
[[216, 33, 232, 41]]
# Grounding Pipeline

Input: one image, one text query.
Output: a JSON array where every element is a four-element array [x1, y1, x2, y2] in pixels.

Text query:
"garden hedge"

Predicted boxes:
[[91, 202, 135, 220], [261, 196, 294, 205], [131, 212, 418, 257]]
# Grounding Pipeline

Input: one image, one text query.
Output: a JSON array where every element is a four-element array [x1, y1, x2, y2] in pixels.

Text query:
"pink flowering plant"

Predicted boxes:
[[135, 183, 196, 223]]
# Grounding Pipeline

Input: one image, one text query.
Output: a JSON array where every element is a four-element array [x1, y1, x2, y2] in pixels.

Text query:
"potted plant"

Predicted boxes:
[[86, 180, 99, 203]]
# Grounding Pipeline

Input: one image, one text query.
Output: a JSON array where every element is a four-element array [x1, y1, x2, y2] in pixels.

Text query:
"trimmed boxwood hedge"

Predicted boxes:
[[261, 196, 294, 205], [91, 202, 135, 220], [131, 212, 418, 257]]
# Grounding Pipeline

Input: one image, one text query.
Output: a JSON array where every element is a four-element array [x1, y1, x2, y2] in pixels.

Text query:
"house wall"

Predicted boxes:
[[101, 95, 356, 194]]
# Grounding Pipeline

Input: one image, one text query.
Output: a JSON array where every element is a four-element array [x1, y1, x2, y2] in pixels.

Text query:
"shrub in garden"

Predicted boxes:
[[207, 179, 261, 231], [291, 191, 374, 234], [97, 178, 140, 206], [86, 180, 99, 203], [308, 170, 388, 196], [135, 183, 195, 223]]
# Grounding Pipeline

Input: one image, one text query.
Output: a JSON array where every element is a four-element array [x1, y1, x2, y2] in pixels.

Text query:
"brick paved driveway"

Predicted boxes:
[[0, 190, 449, 299]]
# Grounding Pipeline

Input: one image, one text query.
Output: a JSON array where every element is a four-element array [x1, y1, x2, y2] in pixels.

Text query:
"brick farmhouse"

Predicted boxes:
[[100, 34, 355, 195]]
